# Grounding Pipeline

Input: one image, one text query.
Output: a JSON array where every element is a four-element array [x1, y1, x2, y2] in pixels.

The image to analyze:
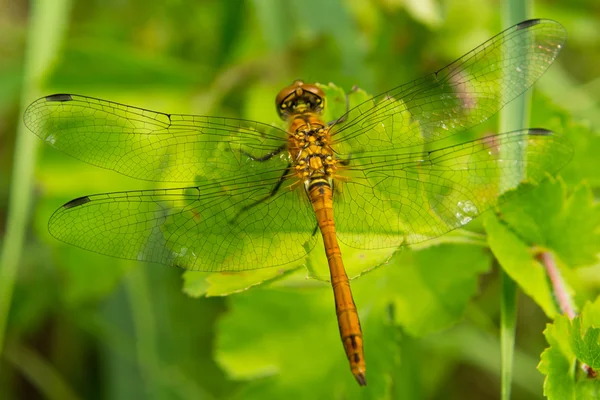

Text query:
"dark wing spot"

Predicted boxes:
[[63, 196, 91, 209], [528, 128, 552, 136], [46, 94, 73, 102], [354, 353, 360, 363], [516, 19, 541, 30]]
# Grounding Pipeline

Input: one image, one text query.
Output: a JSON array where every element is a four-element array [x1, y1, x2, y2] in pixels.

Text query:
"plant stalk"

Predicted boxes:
[[498, 0, 532, 399], [0, 0, 73, 356]]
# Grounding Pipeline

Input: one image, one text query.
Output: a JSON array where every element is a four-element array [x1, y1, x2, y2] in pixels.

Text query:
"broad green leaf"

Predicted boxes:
[[182, 263, 304, 298], [570, 300, 600, 370], [570, 318, 600, 370], [216, 286, 398, 399], [530, 94, 600, 189], [182, 271, 212, 297], [496, 180, 563, 246], [560, 123, 600, 188], [488, 178, 600, 316], [539, 315, 577, 399], [485, 212, 557, 317], [383, 244, 491, 336], [499, 179, 600, 267], [215, 243, 490, 397], [305, 235, 396, 281], [539, 297, 600, 399], [554, 185, 600, 266]]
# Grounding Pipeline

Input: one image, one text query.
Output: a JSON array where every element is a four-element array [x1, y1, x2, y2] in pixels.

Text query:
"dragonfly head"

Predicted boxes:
[[276, 80, 325, 120]]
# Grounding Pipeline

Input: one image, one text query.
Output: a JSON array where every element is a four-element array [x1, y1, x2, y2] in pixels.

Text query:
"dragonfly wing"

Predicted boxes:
[[332, 19, 566, 151], [24, 94, 289, 182], [48, 175, 318, 271], [334, 129, 572, 249]]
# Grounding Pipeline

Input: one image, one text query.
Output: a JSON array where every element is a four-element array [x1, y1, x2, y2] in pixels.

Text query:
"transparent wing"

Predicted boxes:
[[331, 19, 566, 152], [48, 174, 319, 271], [27, 19, 570, 271], [333, 129, 572, 249], [24, 94, 290, 183]]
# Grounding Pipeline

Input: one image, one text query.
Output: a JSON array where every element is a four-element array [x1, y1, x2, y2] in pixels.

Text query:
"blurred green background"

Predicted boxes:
[[1, 0, 599, 399]]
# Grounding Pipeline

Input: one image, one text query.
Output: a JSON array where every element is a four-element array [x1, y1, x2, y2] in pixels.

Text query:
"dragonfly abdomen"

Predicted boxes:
[[308, 180, 367, 386]]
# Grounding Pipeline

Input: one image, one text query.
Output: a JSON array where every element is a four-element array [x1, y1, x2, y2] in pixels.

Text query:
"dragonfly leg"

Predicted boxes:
[[327, 85, 360, 126], [229, 164, 291, 223], [311, 222, 319, 236], [240, 144, 287, 161]]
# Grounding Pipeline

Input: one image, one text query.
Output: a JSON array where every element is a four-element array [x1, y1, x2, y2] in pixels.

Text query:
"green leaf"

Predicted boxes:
[[539, 314, 577, 400], [496, 180, 563, 245], [570, 300, 600, 370], [554, 185, 600, 266], [182, 264, 304, 298], [181, 271, 212, 298], [560, 123, 600, 189], [304, 236, 396, 281], [485, 212, 558, 317], [571, 318, 600, 370], [384, 244, 492, 336], [215, 243, 490, 396], [499, 179, 600, 267], [530, 94, 600, 189], [487, 178, 600, 316], [539, 297, 600, 399], [216, 286, 399, 398]]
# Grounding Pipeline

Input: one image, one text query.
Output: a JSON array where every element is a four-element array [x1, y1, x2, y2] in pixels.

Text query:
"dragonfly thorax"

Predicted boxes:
[[287, 113, 337, 188], [279, 81, 335, 188], [276, 80, 325, 120]]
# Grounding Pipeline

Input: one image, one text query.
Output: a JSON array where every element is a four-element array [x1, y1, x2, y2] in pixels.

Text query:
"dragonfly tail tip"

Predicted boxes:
[[355, 372, 367, 386]]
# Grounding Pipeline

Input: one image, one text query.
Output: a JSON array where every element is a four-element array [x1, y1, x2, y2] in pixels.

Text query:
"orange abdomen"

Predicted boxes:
[[308, 182, 366, 386]]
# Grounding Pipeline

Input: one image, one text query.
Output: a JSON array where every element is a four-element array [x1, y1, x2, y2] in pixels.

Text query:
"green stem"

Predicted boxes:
[[3, 339, 81, 400], [125, 266, 162, 400], [0, 0, 72, 355], [538, 251, 576, 318], [76, 311, 213, 399], [498, 1, 532, 399], [537, 251, 596, 376], [500, 269, 518, 400]]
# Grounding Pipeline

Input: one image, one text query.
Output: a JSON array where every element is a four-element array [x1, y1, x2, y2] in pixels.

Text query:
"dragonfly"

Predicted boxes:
[[24, 19, 571, 385]]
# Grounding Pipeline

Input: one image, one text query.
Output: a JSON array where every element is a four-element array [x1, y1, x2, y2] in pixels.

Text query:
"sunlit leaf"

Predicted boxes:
[[216, 243, 490, 396], [539, 298, 600, 399]]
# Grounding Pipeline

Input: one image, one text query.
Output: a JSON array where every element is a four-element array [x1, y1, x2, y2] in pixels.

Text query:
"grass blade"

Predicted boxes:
[[498, 0, 532, 399], [0, 0, 73, 353]]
